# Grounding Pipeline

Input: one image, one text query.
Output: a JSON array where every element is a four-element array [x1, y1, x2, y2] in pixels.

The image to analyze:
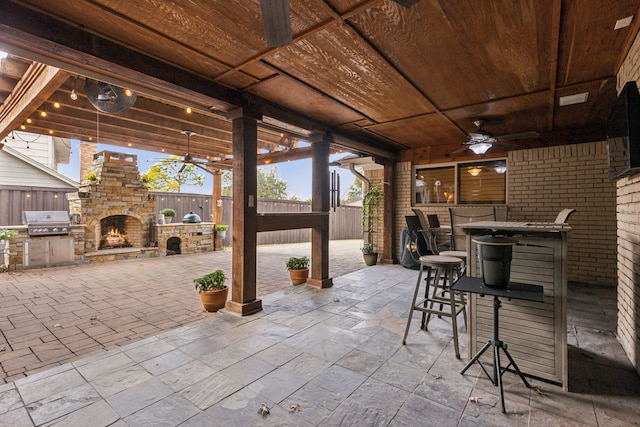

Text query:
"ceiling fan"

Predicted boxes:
[[451, 119, 539, 155], [259, 0, 420, 48], [169, 131, 209, 174]]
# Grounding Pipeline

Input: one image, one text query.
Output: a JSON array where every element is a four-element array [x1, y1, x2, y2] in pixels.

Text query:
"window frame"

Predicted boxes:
[[413, 158, 507, 206]]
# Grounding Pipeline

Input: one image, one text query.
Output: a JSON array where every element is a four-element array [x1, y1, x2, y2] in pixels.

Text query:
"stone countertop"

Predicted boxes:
[[459, 221, 571, 233]]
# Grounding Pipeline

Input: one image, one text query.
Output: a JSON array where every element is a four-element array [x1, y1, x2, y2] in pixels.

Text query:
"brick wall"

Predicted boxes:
[[508, 143, 617, 285], [616, 31, 640, 374]]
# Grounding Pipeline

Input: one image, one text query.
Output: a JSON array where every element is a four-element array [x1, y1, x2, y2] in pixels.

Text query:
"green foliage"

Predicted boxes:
[[221, 167, 291, 199], [160, 208, 176, 217], [194, 269, 227, 292], [214, 224, 229, 231], [343, 177, 363, 204], [0, 229, 17, 240], [286, 256, 309, 270], [222, 171, 233, 197], [362, 185, 383, 248], [361, 243, 375, 254], [142, 156, 205, 192], [85, 172, 97, 182]]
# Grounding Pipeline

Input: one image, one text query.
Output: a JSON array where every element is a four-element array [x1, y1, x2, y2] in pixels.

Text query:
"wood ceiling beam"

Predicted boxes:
[[0, 62, 70, 141], [0, 2, 241, 110], [547, 0, 562, 131]]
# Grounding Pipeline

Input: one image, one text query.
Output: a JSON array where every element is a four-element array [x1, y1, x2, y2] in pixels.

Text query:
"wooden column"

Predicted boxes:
[[382, 162, 396, 264], [224, 108, 262, 315], [212, 169, 223, 224], [307, 133, 332, 288]]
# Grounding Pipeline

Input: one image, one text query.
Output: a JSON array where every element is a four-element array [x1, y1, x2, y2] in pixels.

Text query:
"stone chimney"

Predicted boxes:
[[79, 141, 96, 182]]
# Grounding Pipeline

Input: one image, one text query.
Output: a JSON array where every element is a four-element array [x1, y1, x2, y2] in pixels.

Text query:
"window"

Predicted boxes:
[[414, 165, 455, 204], [414, 159, 506, 205]]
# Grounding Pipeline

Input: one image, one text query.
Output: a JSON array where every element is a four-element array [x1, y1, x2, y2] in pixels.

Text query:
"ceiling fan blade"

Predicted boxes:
[[391, 0, 421, 6], [451, 145, 470, 155], [178, 163, 187, 174], [259, 0, 292, 47], [497, 131, 540, 142]]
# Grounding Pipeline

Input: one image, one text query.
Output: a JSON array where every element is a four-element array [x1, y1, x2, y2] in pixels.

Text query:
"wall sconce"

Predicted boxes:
[[467, 167, 482, 176], [216, 199, 223, 207]]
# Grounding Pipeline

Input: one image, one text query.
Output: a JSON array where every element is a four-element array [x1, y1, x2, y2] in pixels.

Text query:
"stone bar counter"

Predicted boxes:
[[459, 221, 571, 389]]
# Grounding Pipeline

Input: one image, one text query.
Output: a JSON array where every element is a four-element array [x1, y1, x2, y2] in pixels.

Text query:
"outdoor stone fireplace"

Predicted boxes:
[[61, 150, 215, 264], [67, 151, 156, 253]]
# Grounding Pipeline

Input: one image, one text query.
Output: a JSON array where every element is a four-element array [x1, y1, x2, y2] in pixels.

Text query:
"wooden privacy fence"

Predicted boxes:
[[0, 187, 363, 244]]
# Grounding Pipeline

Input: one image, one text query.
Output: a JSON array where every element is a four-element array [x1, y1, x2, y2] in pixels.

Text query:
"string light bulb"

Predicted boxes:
[[70, 77, 78, 100]]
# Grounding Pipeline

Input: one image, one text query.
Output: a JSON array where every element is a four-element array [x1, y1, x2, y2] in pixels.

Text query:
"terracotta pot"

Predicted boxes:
[[288, 269, 309, 285], [199, 286, 228, 312], [363, 253, 378, 266]]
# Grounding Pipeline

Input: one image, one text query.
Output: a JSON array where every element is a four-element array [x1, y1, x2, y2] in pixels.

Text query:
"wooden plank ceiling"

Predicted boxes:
[[0, 0, 639, 166]]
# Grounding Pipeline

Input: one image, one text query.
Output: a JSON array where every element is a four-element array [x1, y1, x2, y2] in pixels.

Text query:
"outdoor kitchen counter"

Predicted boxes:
[[459, 221, 571, 390]]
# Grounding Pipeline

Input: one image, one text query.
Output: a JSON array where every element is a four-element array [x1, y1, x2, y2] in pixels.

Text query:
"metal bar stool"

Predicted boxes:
[[402, 255, 466, 358]]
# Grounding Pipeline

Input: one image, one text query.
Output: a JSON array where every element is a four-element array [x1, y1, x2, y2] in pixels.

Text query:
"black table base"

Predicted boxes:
[[460, 295, 530, 413], [452, 276, 544, 414]]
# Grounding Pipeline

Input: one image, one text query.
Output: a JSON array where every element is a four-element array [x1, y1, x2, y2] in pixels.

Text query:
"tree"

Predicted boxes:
[[343, 177, 363, 204], [221, 166, 290, 199], [141, 156, 205, 192]]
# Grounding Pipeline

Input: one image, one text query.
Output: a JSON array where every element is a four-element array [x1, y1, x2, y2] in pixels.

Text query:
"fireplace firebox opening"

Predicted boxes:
[[100, 215, 138, 249]]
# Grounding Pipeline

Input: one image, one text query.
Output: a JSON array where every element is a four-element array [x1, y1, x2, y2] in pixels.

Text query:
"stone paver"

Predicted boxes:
[[0, 266, 637, 426], [0, 240, 365, 384]]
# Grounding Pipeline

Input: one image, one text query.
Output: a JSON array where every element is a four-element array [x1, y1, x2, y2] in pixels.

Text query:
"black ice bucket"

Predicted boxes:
[[473, 235, 518, 288]]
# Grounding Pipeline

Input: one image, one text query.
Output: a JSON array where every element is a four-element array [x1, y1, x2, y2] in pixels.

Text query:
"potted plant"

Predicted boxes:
[[160, 208, 176, 224], [361, 242, 378, 266], [361, 185, 382, 266], [215, 224, 229, 240], [286, 256, 309, 285], [194, 269, 228, 312]]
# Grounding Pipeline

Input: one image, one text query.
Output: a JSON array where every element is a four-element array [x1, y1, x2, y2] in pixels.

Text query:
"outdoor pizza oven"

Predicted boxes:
[[22, 211, 71, 236]]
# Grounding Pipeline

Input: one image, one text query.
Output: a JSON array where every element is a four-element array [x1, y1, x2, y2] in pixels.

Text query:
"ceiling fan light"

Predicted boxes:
[[494, 165, 507, 174], [467, 167, 482, 176], [469, 142, 492, 154]]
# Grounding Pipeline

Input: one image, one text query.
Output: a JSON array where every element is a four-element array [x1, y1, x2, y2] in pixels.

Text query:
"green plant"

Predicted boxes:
[[0, 230, 16, 241], [85, 172, 97, 182], [362, 185, 383, 250], [194, 270, 227, 292], [361, 243, 375, 254], [160, 208, 176, 217], [215, 224, 229, 232], [286, 256, 309, 270]]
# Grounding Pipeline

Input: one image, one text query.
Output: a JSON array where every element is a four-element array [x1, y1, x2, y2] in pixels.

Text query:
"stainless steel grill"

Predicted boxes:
[[22, 211, 71, 236]]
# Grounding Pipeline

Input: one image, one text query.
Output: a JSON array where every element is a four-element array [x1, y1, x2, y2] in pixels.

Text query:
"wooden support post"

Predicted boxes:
[[382, 162, 396, 264], [307, 133, 332, 288], [224, 108, 262, 315], [212, 169, 223, 224]]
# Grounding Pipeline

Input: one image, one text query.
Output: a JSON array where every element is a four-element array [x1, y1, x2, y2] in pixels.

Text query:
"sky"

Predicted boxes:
[[57, 139, 357, 200]]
